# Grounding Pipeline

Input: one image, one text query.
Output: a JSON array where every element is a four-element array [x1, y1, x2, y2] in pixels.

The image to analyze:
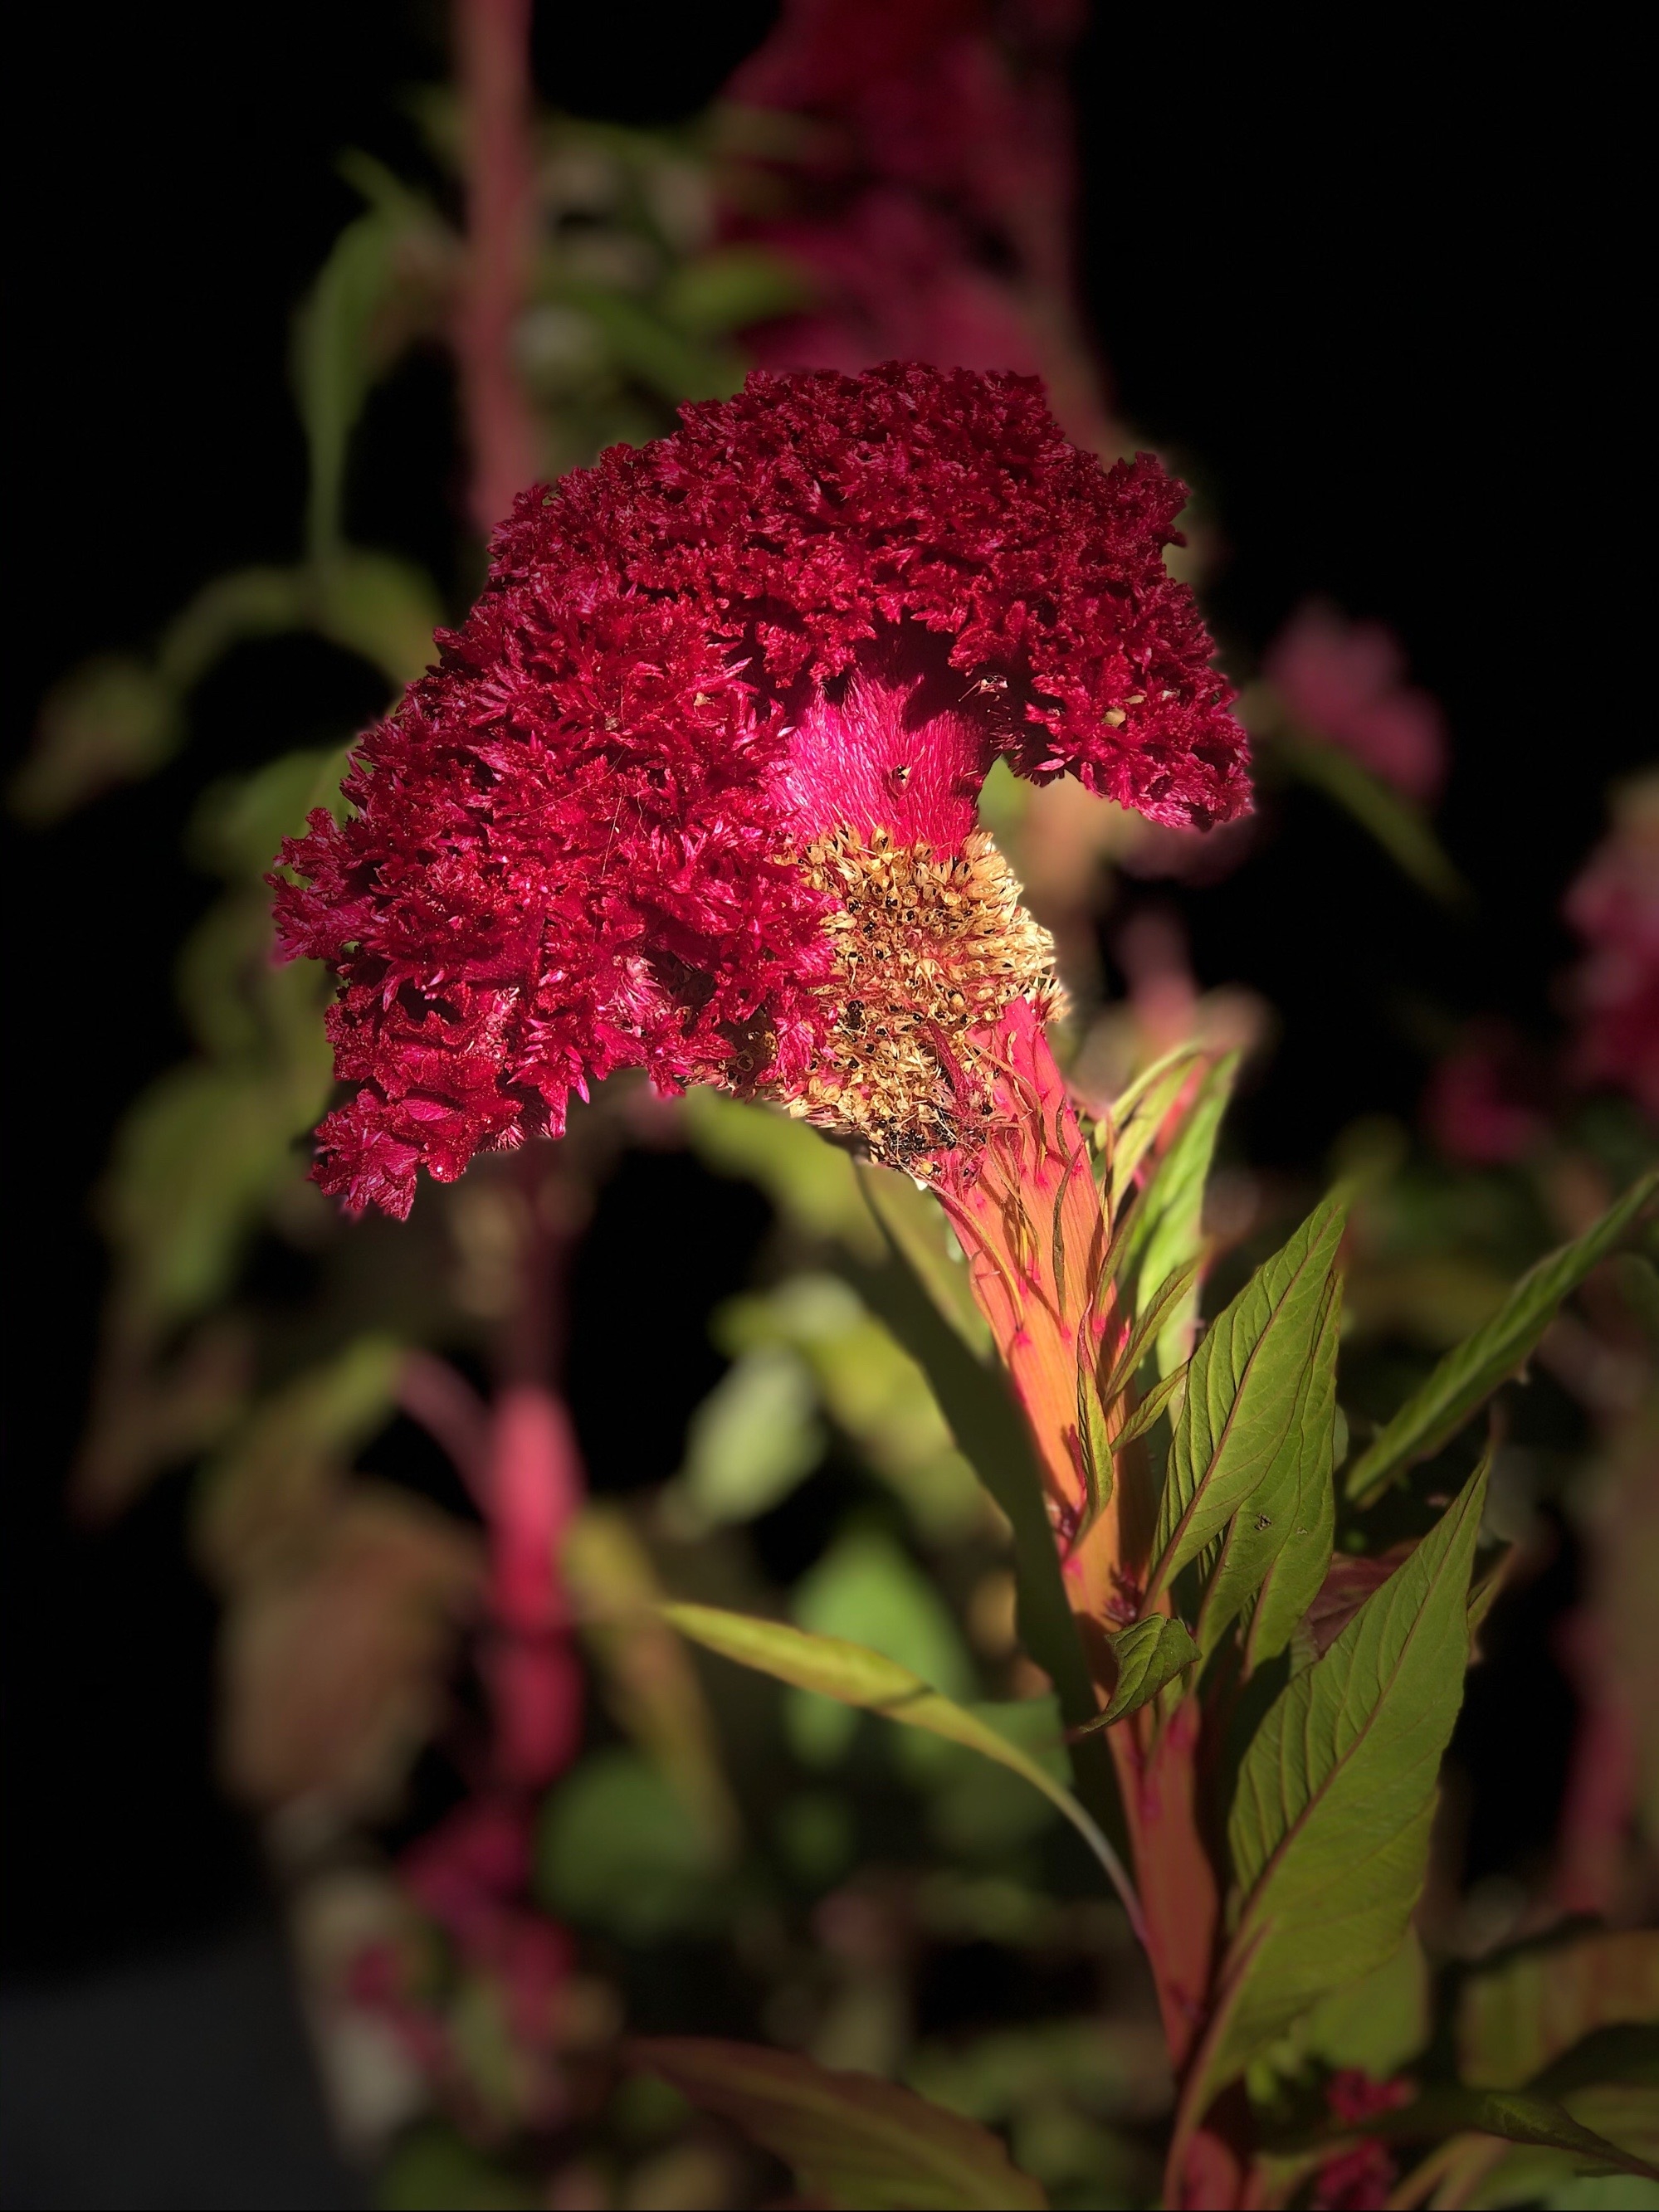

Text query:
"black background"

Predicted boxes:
[[2, 3, 1638, 1978]]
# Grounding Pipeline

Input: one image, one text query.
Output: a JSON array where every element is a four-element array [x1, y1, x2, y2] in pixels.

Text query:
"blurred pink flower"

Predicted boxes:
[[725, 0, 1116, 451], [1422, 1023, 1547, 1166], [1264, 600, 1447, 801], [1564, 774, 1659, 1119]]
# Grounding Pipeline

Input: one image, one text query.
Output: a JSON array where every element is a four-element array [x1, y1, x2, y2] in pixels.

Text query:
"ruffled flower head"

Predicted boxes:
[[273, 363, 1250, 1216]]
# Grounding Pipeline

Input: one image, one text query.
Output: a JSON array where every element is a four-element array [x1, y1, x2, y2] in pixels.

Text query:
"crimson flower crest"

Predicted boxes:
[[273, 363, 1249, 1216]]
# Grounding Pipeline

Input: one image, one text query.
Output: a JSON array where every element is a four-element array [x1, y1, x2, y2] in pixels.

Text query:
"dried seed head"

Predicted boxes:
[[769, 825, 1064, 1174]]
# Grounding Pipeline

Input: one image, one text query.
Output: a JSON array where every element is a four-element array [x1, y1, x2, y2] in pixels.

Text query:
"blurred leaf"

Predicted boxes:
[[676, 1344, 824, 1527], [295, 204, 440, 558], [1123, 1054, 1238, 1374], [856, 1162, 990, 1353], [627, 2037, 1048, 2210], [564, 1504, 742, 1859], [660, 243, 812, 334], [192, 743, 354, 881], [312, 550, 442, 687], [722, 1274, 983, 1542], [1295, 1927, 1432, 2077], [844, 1205, 1128, 1858], [661, 1602, 1140, 1923], [537, 1748, 726, 1941], [553, 280, 745, 403], [683, 1090, 881, 1255], [1069, 1615, 1199, 1730], [1367, 2084, 1659, 2182], [1269, 725, 1468, 904], [1194, 1458, 1488, 2103], [155, 566, 310, 690], [196, 1335, 404, 1586], [219, 1485, 479, 1811], [11, 655, 180, 822], [378, 2121, 540, 2210], [1149, 1192, 1347, 1604], [1457, 1931, 1659, 2091], [102, 1061, 328, 1326], [1346, 1169, 1659, 1504], [786, 1526, 974, 1768], [925, 1698, 1067, 1859]]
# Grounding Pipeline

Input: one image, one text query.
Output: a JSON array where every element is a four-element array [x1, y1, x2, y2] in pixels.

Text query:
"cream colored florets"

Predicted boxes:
[[776, 826, 1063, 1173]]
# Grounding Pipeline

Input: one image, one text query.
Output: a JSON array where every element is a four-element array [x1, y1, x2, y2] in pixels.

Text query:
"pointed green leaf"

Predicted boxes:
[[1199, 1274, 1341, 1666], [1071, 1615, 1201, 1732], [1149, 1193, 1348, 1602], [627, 2038, 1047, 2210], [1122, 1055, 1238, 1375], [1364, 2085, 1659, 2182], [1105, 1043, 1208, 1208], [660, 1602, 1141, 1935], [1346, 1170, 1658, 1504], [1101, 1256, 1205, 1406], [1115, 1363, 1187, 1448], [1197, 1458, 1489, 2099]]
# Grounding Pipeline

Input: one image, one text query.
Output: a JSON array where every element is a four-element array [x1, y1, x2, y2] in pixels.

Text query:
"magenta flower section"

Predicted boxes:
[[1265, 600, 1447, 801], [274, 364, 1247, 1216], [1564, 774, 1659, 1119]]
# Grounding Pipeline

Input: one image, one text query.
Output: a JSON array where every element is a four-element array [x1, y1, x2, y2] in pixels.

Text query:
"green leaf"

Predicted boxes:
[[1104, 1043, 1208, 1210], [683, 1090, 882, 1255], [1149, 1192, 1348, 1603], [659, 244, 812, 336], [10, 655, 181, 822], [294, 209, 421, 558], [156, 566, 311, 691], [537, 1748, 727, 1941], [1195, 1457, 1489, 2102], [1457, 1930, 1659, 2090], [1120, 1055, 1238, 1375], [1071, 1615, 1201, 1731], [1269, 724, 1468, 904], [856, 1161, 990, 1353], [379, 2122, 540, 2210], [312, 549, 442, 688], [1369, 2085, 1659, 2183], [554, 280, 744, 404], [785, 1526, 974, 1769], [674, 1346, 824, 1531], [195, 1336, 404, 1575], [1100, 1256, 1205, 1406], [104, 1062, 329, 1324], [627, 2037, 1048, 2210], [1114, 1364, 1187, 1449], [1210, 1274, 1342, 1669], [1346, 1169, 1659, 1504], [660, 1602, 1142, 1934]]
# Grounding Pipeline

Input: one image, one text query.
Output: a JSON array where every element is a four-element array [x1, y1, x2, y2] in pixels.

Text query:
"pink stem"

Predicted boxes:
[[455, 0, 540, 537]]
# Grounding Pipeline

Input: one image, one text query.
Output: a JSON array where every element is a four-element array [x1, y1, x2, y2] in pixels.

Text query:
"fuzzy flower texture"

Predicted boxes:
[[274, 366, 1250, 1216]]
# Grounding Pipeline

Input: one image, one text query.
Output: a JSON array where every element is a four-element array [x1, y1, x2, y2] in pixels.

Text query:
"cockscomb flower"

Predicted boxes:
[[273, 363, 1249, 1216]]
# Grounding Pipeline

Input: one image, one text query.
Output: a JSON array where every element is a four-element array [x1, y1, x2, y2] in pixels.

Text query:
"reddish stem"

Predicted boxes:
[[455, 0, 540, 536]]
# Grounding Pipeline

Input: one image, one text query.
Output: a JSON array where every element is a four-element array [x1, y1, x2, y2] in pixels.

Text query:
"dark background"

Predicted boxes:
[[2, 2, 1636, 1989]]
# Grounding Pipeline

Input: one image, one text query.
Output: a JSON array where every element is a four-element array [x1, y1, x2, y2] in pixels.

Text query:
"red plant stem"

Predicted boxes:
[[1554, 1606, 1637, 1915], [946, 1001, 1225, 2136], [455, 0, 540, 537]]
